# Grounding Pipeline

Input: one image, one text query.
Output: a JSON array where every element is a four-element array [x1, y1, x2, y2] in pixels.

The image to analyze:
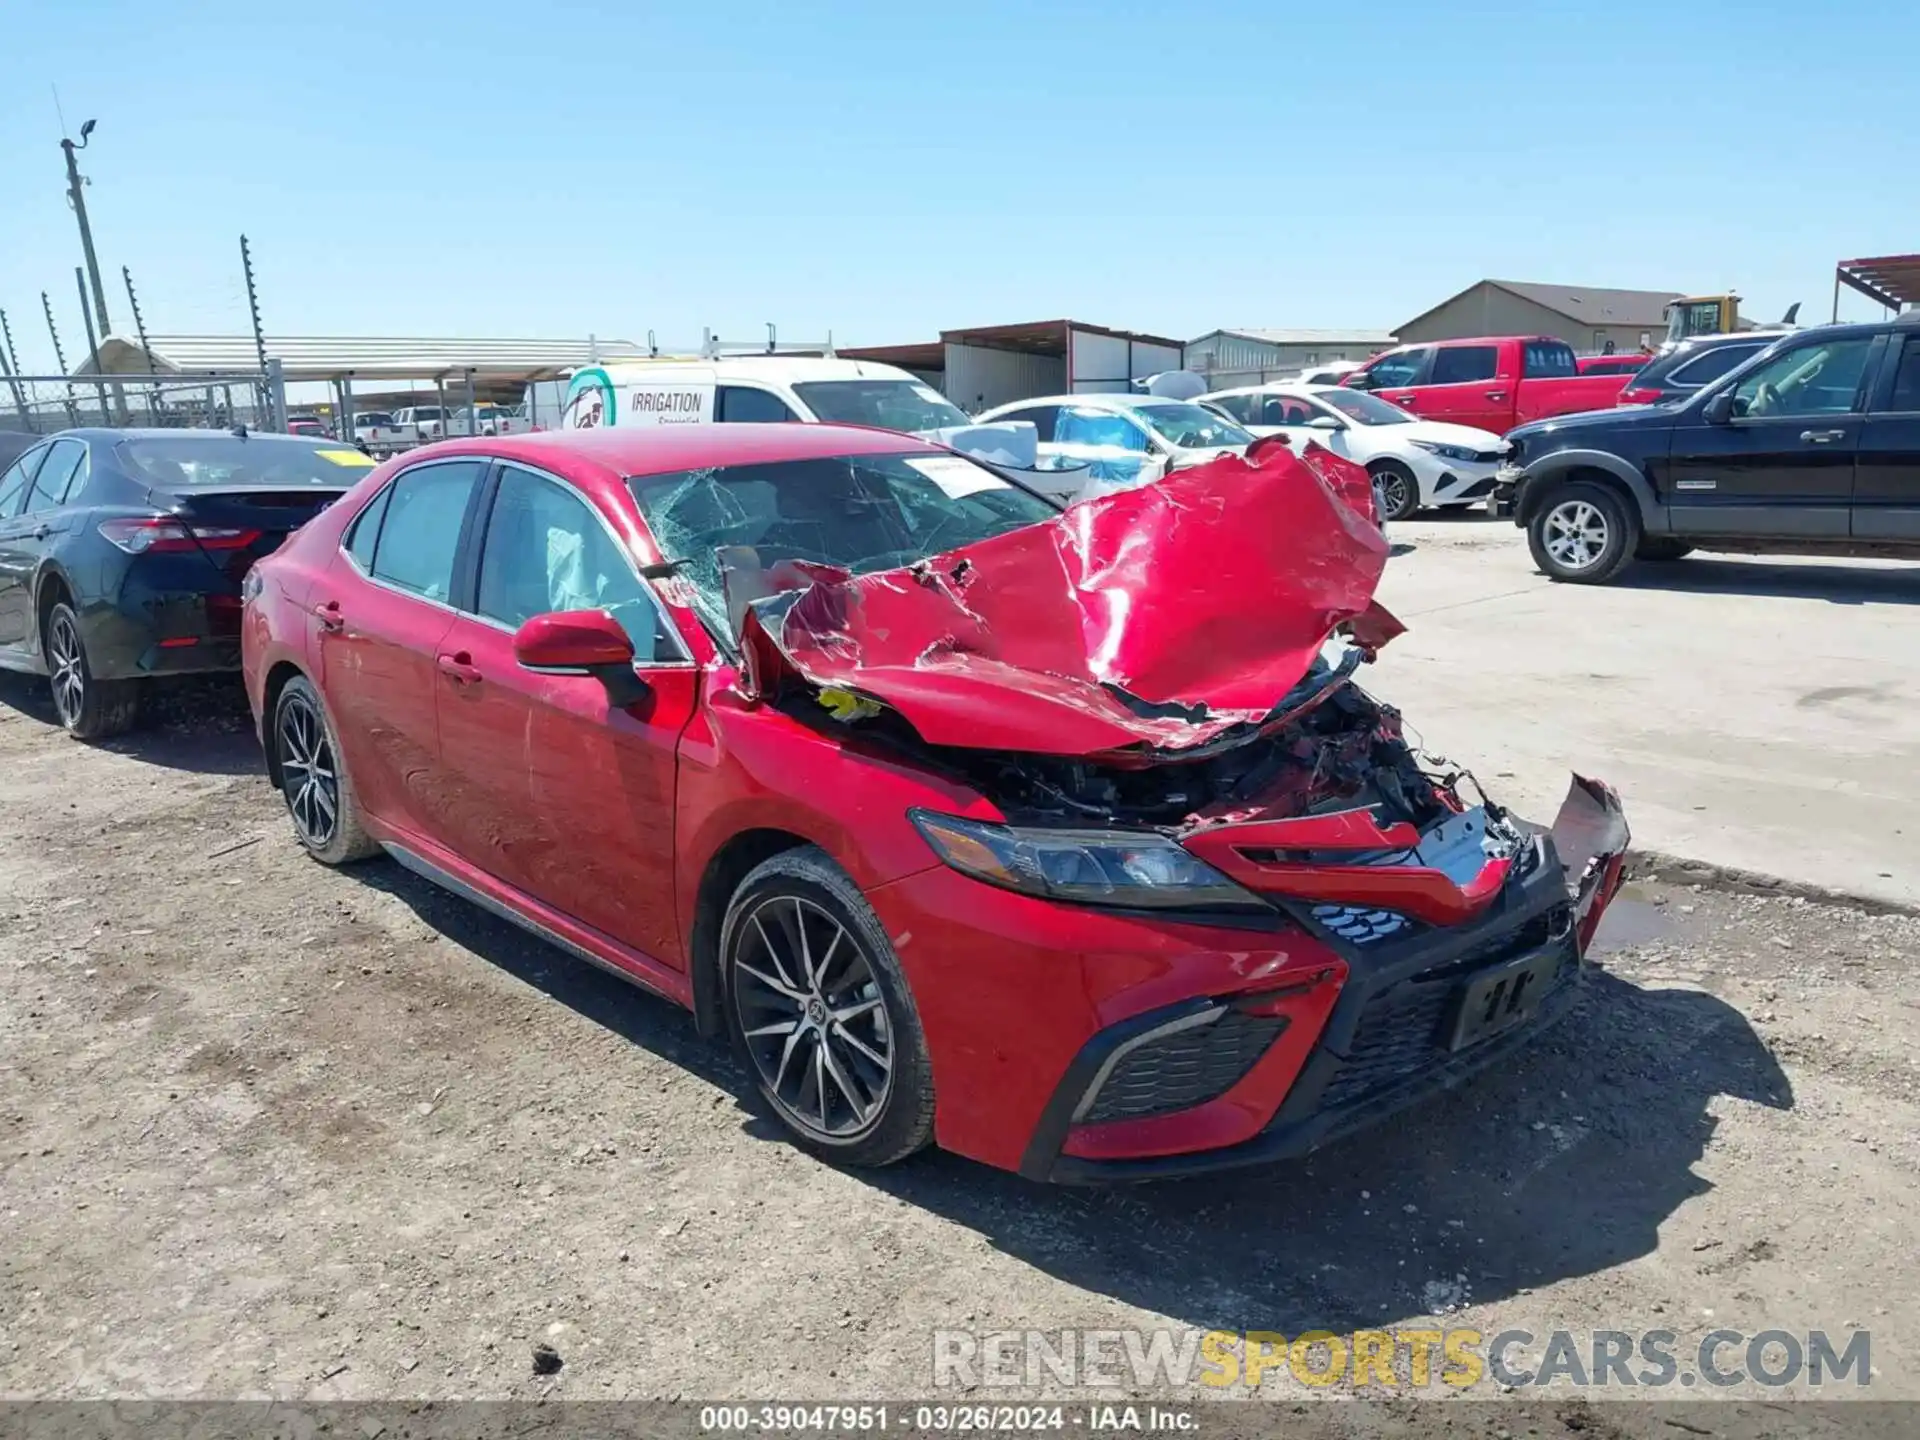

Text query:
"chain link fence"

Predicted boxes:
[[0, 362, 287, 437]]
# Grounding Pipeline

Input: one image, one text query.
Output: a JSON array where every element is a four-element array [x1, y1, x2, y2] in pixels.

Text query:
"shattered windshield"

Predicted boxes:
[[1132, 403, 1253, 450], [629, 451, 1058, 638], [791, 380, 971, 432]]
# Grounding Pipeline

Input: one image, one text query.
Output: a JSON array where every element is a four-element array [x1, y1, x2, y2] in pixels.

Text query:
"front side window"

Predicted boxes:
[[1365, 348, 1429, 388], [24, 441, 87, 512], [1429, 345, 1499, 385], [0, 446, 50, 518], [630, 451, 1056, 639], [477, 465, 669, 660], [790, 380, 970, 433], [1731, 339, 1876, 419], [716, 386, 800, 424], [1133, 403, 1253, 450], [1522, 342, 1577, 378], [367, 460, 485, 602]]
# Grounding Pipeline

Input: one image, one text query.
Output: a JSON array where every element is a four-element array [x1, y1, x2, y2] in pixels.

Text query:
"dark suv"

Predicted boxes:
[[1497, 313, 1920, 583], [1617, 331, 1784, 407]]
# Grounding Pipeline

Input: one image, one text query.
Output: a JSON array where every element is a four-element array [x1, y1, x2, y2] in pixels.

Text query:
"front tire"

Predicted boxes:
[[1527, 480, 1639, 584], [273, 676, 379, 864], [720, 847, 935, 1168], [45, 601, 141, 741], [1369, 460, 1421, 522]]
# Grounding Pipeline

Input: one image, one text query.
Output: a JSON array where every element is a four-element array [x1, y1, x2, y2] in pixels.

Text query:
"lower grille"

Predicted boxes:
[[1082, 1011, 1288, 1124], [1319, 914, 1572, 1110], [1455, 477, 1498, 499]]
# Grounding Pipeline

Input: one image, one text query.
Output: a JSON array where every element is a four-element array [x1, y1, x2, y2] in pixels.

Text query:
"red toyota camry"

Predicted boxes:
[[241, 423, 1629, 1181]]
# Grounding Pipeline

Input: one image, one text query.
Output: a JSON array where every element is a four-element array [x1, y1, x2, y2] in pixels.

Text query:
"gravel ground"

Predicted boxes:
[[2, 673, 1917, 1424]]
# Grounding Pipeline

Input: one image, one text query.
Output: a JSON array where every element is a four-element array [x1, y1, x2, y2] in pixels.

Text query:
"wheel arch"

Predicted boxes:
[[32, 565, 78, 663], [259, 661, 310, 790], [1518, 450, 1665, 530], [688, 827, 815, 1038]]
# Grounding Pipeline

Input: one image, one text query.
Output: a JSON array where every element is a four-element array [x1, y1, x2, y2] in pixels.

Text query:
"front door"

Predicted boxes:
[[433, 462, 697, 968], [314, 457, 487, 839], [1854, 332, 1920, 541], [1661, 335, 1878, 537]]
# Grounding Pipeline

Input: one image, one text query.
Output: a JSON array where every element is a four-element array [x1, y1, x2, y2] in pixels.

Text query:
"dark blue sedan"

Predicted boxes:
[[0, 428, 370, 738]]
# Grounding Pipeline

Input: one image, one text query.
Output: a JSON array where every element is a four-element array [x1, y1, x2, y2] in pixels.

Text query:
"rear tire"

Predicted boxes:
[[273, 675, 379, 865], [1369, 460, 1421, 522], [45, 601, 141, 741], [1527, 480, 1640, 584], [720, 846, 935, 1168]]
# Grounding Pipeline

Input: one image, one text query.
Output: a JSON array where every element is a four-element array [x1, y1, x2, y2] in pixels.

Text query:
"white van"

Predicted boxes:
[[560, 356, 1037, 467]]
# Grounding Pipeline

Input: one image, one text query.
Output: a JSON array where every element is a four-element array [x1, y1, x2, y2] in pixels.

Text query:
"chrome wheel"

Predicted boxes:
[[1377, 472, 1410, 517], [278, 692, 339, 848], [731, 895, 893, 1141], [1543, 499, 1610, 571], [47, 610, 86, 727]]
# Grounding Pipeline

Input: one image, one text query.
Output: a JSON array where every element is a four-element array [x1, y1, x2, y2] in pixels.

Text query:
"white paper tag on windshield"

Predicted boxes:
[[905, 455, 1004, 499]]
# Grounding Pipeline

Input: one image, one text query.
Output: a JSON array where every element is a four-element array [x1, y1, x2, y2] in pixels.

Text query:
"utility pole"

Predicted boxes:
[[41, 291, 79, 426], [60, 119, 127, 420]]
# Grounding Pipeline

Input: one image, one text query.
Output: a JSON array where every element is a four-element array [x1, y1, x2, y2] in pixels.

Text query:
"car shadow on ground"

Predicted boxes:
[[1416, 505, 1503, 524], [0, 670, 263, 776], [1613, 556, 1920, 606], [362, 860, 1791, 1338]]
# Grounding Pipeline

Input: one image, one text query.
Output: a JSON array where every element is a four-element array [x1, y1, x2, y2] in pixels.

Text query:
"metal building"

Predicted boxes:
[[1394, 281, 1680, 353], [1182, 328, 1396, 389], [843, 320, 1185, 414]]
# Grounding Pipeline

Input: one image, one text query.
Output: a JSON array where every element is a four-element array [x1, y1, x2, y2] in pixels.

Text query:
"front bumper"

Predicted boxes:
[[1492, 464, 1529, 519], [865, 782, 1627, 1182], [1420, 457, 1505, 507]]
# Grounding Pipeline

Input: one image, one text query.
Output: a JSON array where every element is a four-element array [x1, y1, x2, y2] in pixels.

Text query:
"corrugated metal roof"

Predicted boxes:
[[76, 333, 652, 382]]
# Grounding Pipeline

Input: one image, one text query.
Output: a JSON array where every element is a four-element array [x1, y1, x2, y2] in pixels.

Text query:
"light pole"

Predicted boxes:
[[61, 118, 126, 420]]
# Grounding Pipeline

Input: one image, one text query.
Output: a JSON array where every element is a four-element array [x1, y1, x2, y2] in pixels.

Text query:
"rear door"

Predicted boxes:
[[1417, 343, 1506, 430], [432, 461, 698, 967], [1662, 335, 1878, 537], [0, 442, 55, 648], [1854, 330, 1920, 540], [313, 457, 488, 839]]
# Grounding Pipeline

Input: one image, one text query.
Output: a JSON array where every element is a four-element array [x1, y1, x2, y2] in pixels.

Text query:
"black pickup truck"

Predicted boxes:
[[1495, 311, 1920, 583]]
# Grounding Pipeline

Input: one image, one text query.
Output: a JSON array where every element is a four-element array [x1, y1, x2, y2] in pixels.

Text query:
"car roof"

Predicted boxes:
[[590, 356, 919, 385], [988, 392, 1191, 412], [468, 421, 943, 478]]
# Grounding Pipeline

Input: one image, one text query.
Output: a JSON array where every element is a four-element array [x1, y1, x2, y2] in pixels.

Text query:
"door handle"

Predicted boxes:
[[313, 599, 344, 632], [436, 652, 482, 685], [1800, 429, 1845, 444], [1484, 391, 1507, 401], [27, 525, 50, 541]]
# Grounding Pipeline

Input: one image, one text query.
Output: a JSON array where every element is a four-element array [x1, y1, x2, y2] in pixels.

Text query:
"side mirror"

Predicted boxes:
[[1307, 415, 1344, 431], [1703, 391, 1735, 425], [513, 610, 651, 706], [1342, 371, 1373, 390]]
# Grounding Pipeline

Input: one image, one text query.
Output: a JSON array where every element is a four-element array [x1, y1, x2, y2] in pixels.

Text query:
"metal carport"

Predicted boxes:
[[1834, 255, 1920, 318]]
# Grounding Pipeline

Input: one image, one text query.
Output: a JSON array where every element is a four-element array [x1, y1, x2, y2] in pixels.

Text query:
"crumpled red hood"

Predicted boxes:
[[733, 438, 1399, 756]]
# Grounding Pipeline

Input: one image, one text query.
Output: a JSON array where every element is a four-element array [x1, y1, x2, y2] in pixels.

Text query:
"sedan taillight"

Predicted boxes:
[[99, 517, 263, 554]]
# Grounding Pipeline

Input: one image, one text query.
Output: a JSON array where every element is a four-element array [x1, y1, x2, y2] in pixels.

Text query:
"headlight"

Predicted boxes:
[[1409, 440, 1480, 462], [909, 810, 1263, 912]]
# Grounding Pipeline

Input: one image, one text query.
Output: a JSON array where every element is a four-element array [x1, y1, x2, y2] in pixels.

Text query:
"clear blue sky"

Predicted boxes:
[[2, 0, 1914, 373]]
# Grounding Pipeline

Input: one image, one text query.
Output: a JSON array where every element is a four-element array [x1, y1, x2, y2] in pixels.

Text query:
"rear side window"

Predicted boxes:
[[1207, 394, 1260, 425], [1670, 342, 1767, 389], [716, 386, 799, 423], [1522, 342, 1577, 378], [367, 460, 485, 602], [0, 446, 49, 518], [24, 441, 87, 512], [344, 484, 394, 570], [1429, 345, 1499, 384], [997, 405, 1059, 441], [1887, 337, 1920, 412]]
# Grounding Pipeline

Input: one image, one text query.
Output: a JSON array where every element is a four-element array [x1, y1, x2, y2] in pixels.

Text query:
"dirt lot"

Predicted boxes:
[[3, 669, 1918, 1419]]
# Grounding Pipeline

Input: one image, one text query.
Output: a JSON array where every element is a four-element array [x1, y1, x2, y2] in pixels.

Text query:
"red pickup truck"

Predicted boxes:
[[1343, 336, 1634, 434]]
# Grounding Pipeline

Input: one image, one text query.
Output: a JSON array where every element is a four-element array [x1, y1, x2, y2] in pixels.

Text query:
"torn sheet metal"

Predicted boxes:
[[730, 440, 1393, 757]]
